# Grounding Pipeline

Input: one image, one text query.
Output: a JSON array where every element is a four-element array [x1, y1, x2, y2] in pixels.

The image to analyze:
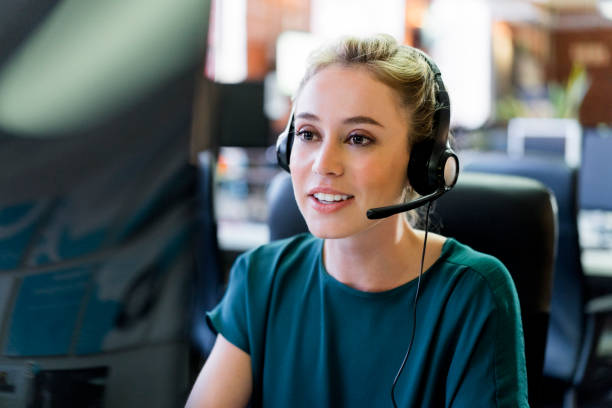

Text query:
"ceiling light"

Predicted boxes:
[[599, 0, 612, 20]]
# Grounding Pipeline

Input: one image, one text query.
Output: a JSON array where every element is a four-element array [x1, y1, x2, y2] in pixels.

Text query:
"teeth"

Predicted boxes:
[[314, 193, 350, 202]]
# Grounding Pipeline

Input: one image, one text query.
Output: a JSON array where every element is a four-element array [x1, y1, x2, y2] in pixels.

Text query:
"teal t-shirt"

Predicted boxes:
[[207, 233, 529, 407]]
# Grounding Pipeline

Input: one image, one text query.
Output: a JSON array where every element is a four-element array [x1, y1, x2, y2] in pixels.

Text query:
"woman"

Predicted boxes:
[[186, 34, 528, 407]]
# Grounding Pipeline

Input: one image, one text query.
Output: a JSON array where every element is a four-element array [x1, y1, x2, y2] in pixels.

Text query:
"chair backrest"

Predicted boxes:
[[434, 172, 556, 401], [267, 172, 308, 241], [192, 150, 224, 356], [463, 154, 584, 384], [266, 171, 557, 403]]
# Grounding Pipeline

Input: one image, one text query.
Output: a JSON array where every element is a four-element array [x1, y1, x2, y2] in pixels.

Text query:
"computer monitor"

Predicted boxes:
[[0, 1, 213, 407], [216, 81, 272, 147], [579, 130, 612, 211], [507, 118, 582, 167]]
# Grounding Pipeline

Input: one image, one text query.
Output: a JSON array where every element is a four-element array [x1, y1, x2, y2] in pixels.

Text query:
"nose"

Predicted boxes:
[[312, 137, 343, 176]]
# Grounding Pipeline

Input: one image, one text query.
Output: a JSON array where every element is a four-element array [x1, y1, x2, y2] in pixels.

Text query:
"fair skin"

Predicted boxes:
[[184, 334, 252, 408], [185, 64, 445, 407], [291, 64, 445, 291]]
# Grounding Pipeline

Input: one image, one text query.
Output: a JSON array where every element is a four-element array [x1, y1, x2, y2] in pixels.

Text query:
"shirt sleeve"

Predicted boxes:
[[445, 258, 530, 408], [206, 254, 251, 354]]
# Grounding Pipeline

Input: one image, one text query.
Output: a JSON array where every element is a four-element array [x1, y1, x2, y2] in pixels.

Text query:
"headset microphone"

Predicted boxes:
[[367, 189, 446, 220], [366, 143, 459, 219]]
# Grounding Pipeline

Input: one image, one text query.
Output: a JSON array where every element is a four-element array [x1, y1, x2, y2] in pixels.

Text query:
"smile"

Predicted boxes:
[[308, 191, 354, 214], [313, 192, 352, 203]]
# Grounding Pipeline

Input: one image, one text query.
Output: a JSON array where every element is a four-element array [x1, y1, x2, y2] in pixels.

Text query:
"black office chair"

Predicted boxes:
[[434, 172, 556, 404], [267, 172, 308, 241], [192, 150, 225, 356], [266, 171, 557, 406], [463, 154, 612, 407]]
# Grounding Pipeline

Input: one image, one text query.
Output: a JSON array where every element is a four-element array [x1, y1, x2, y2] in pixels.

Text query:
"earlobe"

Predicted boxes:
[[401, 183, 414, 203]]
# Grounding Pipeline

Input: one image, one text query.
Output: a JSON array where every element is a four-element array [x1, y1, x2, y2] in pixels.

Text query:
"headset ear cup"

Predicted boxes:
[[276, 113, 295, 173], [276, 132, 290, 172], [408, 139, 436, 195]]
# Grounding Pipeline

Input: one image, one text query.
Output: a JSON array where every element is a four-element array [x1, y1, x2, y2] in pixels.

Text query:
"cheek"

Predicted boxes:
[[353, 157, 408, 196], [288, 140, 310, 173], [289, 158, 310, 205], [289, 167, 304, 196], [289, 150, 309, 179]]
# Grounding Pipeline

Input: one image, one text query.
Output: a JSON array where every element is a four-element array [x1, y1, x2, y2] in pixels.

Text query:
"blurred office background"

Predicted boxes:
[[0, 0, 611, 407]]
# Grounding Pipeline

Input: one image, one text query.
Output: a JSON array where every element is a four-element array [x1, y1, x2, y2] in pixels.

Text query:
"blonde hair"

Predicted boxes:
[[296, 33, 440, 151]]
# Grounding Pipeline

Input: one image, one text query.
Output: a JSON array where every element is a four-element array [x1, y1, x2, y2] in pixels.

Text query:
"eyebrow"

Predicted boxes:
[[295, 112, 384, 128]]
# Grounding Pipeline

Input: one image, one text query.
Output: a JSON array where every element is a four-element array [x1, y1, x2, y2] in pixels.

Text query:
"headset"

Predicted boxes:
[[275, 48, 459, 220]]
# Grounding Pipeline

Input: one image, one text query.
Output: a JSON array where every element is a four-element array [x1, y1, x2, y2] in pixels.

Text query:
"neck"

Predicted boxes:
[[323, 215, 424, 292]]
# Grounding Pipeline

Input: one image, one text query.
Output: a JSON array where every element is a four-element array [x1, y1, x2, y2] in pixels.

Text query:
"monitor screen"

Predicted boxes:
[[523, 136, 567, 159], [507, 118, 582, 167], [216, 81, 272, 148], [579, 130, 612, 211]]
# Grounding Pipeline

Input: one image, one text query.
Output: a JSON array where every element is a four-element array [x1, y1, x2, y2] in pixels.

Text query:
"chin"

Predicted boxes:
[[297, 200, 377, 239], [304, 217, 368, 240], [307, 228, 349, 240]]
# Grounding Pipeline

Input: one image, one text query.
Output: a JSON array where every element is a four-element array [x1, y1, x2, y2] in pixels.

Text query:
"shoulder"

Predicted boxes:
[[439, 239, 519, 312], [443, 238, 507, 275], [208, 233, 321, 351]]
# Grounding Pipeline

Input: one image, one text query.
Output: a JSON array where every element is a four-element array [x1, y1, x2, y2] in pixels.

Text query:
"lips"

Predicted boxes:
[[307, 187, 354, 213]]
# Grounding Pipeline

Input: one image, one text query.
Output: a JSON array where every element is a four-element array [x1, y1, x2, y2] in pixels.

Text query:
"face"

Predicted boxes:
[[290, 64, 411, 239]]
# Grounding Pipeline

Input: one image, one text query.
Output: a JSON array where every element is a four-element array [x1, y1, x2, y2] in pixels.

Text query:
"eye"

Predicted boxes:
[[296, 129, 317, 142], [347, 134, 372, 146]]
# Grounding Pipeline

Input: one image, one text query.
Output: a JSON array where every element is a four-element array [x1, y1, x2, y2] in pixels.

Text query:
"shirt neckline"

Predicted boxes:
[[317, 237, 457, 299]]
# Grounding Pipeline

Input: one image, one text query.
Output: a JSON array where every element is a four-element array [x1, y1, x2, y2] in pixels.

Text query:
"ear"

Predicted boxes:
[[401, 183, 415, 203]]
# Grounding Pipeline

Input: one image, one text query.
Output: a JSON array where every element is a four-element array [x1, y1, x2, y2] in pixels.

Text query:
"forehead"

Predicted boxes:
[[295, 65, 408, 123]]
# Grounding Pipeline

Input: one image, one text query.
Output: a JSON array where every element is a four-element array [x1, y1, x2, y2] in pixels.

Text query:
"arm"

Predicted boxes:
[[185, 334, 253, 408]]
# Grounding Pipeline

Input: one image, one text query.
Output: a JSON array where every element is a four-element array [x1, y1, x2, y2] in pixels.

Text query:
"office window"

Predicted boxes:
[[310, 0, 405, 42], [208, 0, 247, 83], [422, 0, 492, 129]]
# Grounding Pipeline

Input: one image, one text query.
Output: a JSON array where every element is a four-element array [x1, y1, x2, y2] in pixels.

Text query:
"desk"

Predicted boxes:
[[582, 249, 612, 277], [217, 218, 612, 279], [583, 248, 612, 302], [218, 221, 269, 253]]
